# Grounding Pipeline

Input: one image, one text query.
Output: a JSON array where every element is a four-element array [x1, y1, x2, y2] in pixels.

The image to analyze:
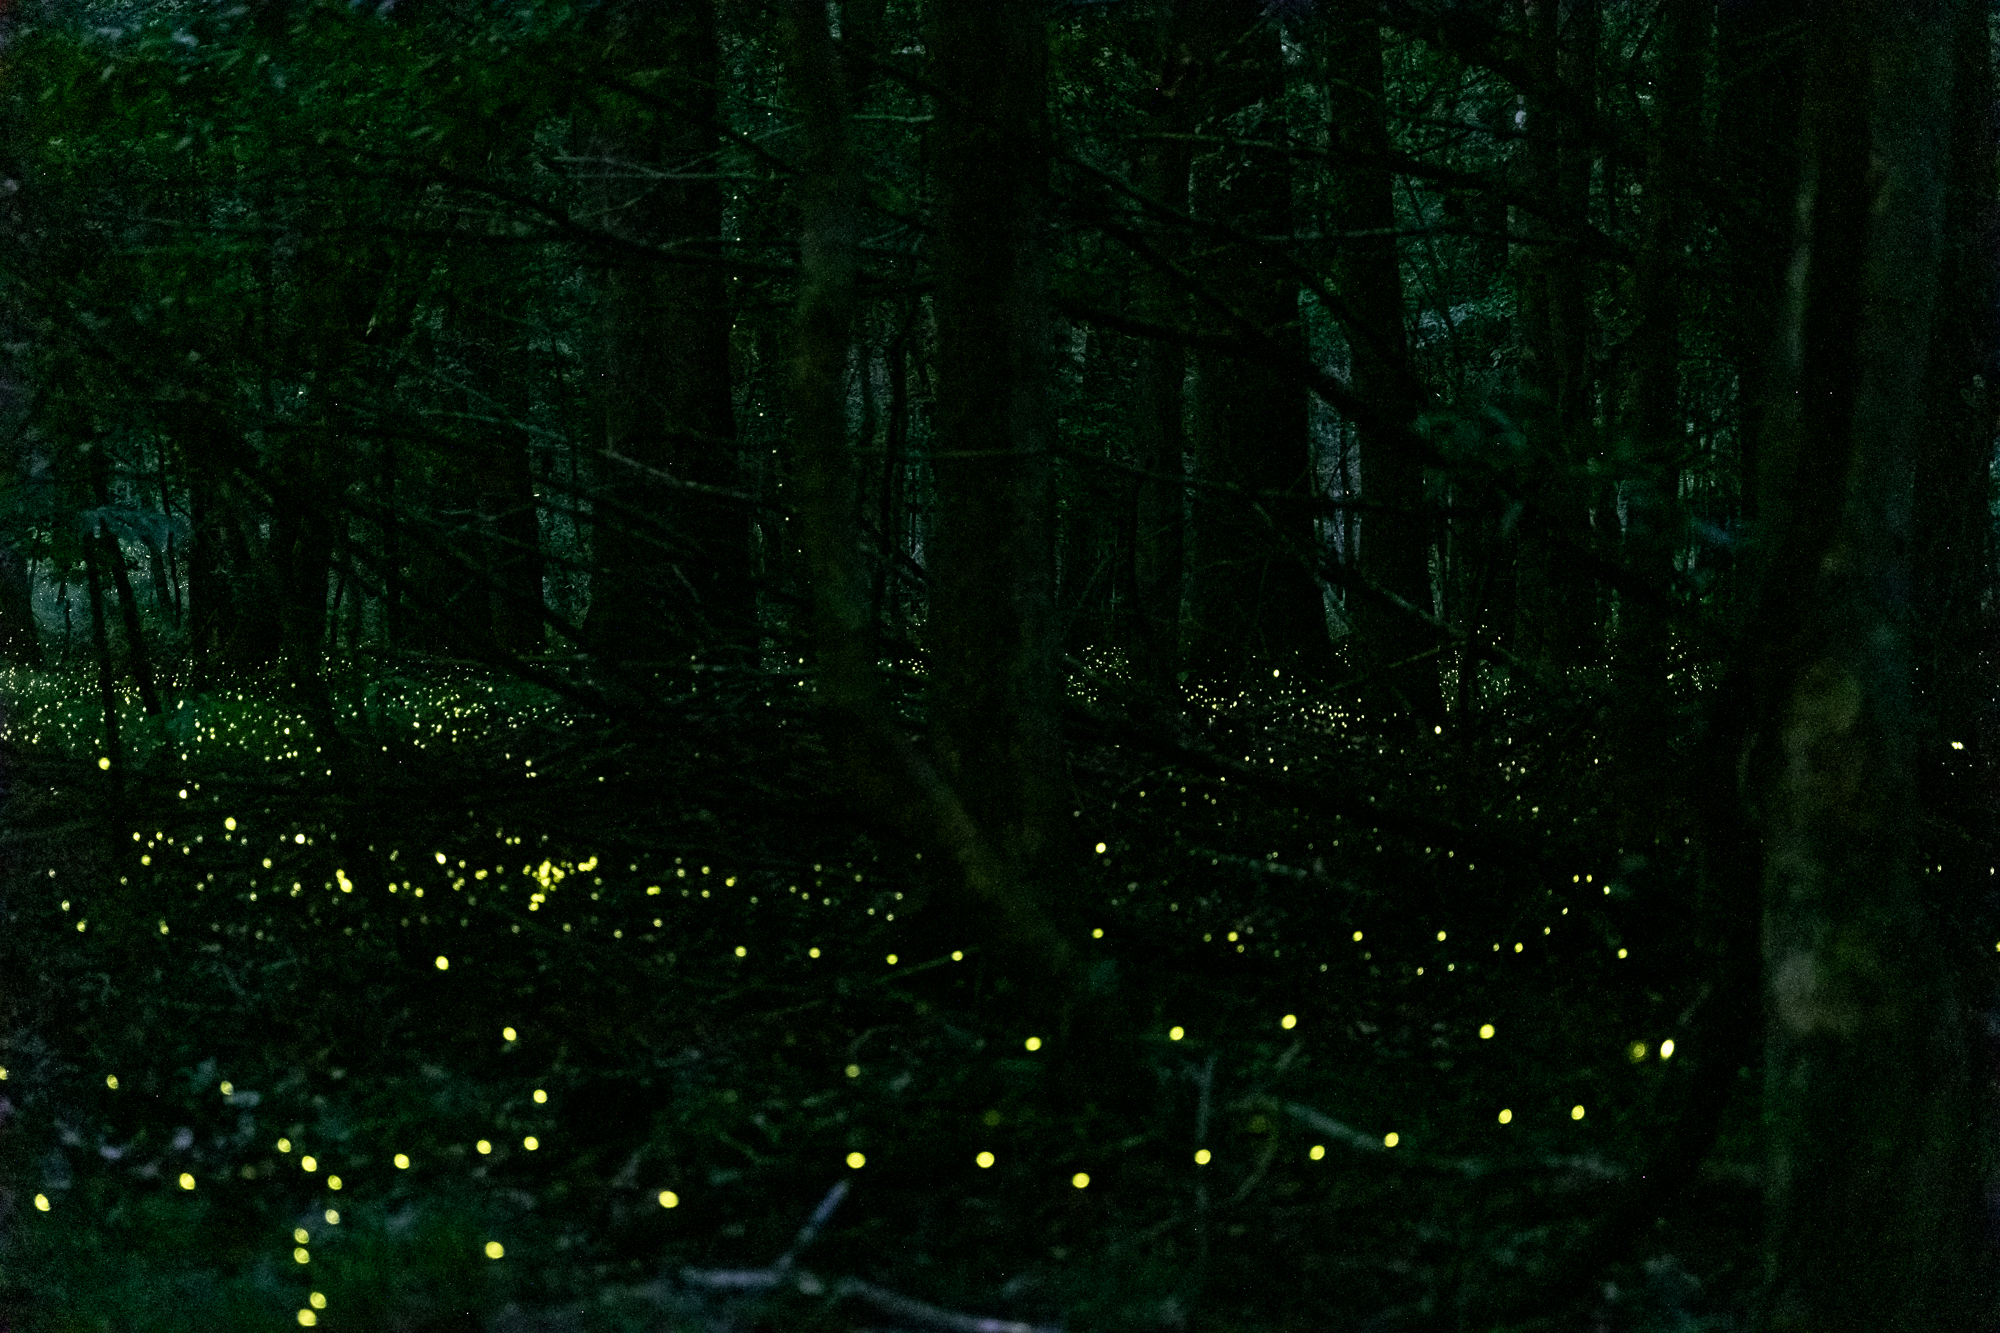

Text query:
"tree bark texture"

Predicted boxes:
[[584, 0, 751, 662], [1318, 2, 1438, 722], [1182, 0, 1330, 679], [927, 0, 1067, 872], [1751, 5, 1991, 1328]]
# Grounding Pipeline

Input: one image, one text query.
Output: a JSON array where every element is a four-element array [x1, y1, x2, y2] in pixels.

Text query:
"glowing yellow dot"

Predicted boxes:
[[1168, 1026, 1184, 1041], [846, 1152, 866, 1169], [659, 1190, 679, 1208], [105, 1075, 118, 1090], [1629, 1041, 1648, 1061], [1193, 1148, 1211, 1165], [1094, 843, 1106, 854], [734, 946, 746, 957], [1091, 928, 1103, 939], [1435, 930, 1446, 942], [484, 1241, 505, 1260], [523, 1136, 539, 1151], [434, 956, 449, 971], [1024, 1036, 1042, 1052], [394, 1153, 410, 1169], [1616, 947, 1627, 958], [476, 1140, 491, 1155], [532, 1089, 547, 1104], [809, 947, 821, 958], [1660, 1039, 1676, 1059], [1351, 930, 1363, 942], [845, 1064, 860, 1078], [502, 1027, 516, 1041], [324, 1210, 339, 1225], [1071, 1172, 1090, 1189], [951, 950, 963, 961], [885, 954, 899, 966], [1308, 1143, 1325, 1159], [1383, 1132, 1399, 1148], [97, 757, 109, 770], [297, 1312, 317, 1327], [1497, 1108, 1513, 1124], [1280, 1014, 1297, 1030], [1479, 1024, 1495, 1039], [976, 1151, 995, 1168], [1571, 1104, 1586, 1120], [301, 1156, 317, 1172], [294, 1247, 310, 1264], [32, 1194, 48, 1212], [178, 1173, 195, 1190]]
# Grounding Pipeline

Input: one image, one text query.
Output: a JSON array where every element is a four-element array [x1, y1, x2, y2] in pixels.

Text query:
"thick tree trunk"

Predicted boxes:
[[1183, 0, 1330, 680], [784, 0, 1083, 995], [584, 0, 750, 662], [1751, 6, 1992, 1327], [1511, 0, 1598, 670], [927, 0, 1067, 872], [1319, 2, 1438, 723]]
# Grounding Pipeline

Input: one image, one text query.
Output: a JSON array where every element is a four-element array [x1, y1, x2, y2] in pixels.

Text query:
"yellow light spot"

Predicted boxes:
[[1571, 1104, 1586, 1120], [297, 1312, 317, 1327], [324, 1210, 339, 1225], [976, 1150, 995, 1168], [1660, 1039, 1676, 1060], [484, 1241, 505, 1260], [1280, 1013, 1297, 1030], [1227, 931, 1238, 942], [105, 1075, 118, 1090], [435, 956, 449, 971], [1193, 1148, 1211, 1165], [294, 1247, 310, 1264], [1071, 1172, 1090, 1189], [394, 1153, 410, 1169], [659, 1190, 679, 1208], [1168, 1026, 1184, 1041], [809, 947, 821, 958], [1436, 930, 1446, 942], [301, 1156, 317, 1172], [225, 817, 237, 831], [885, 953, 898, 966], [97, 757, 109, 770], [951, 950, 963, 961], [845, 1064, 860, 1079], [32, 1194, 48, 1212], [1352, 930, 1363, 942], [523, 1136, 539, 1151], [733, 945, 747, 958], [1309, 1143, 1326, 1160], [1629, 1041, 1648, 1062], [503, 1027, 516, 1041], [476, 1140, 491, 1155], [1024, 1036, 1042, 1052], [1513, 942, 1523, 953], [1617, 947, 1628, 958], [1497, 1108, 1513, 1125], [1091, 927, 1103, 938], [309, 1292, 327, 1309], [435, 853, 447, 865], [178, 1173, 195, 1190], [1094, 843, 1106, 854], [278, 1138, 292, 1153], [846, 1152, 866, 1169], [1383, 1132, 1399, 1148], [1479, 1024, 1495, 1040]]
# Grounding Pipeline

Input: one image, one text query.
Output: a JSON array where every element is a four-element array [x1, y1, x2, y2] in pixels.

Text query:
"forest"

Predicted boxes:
[[0, 0, 1992, 1329]]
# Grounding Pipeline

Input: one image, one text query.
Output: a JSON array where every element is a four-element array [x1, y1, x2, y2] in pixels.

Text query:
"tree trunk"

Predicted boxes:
[[927, 0, 1067, 872], [584, 0, 750, 663], [1182, 0, 1330, 680], [1319, 2, 1438, 723], [1511, 0, 1598, 670], [1751, 6, 1991, 1327]]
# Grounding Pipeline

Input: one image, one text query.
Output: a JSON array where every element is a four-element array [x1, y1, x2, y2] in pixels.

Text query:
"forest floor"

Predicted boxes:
[[0, 651, 1758, 1333]]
